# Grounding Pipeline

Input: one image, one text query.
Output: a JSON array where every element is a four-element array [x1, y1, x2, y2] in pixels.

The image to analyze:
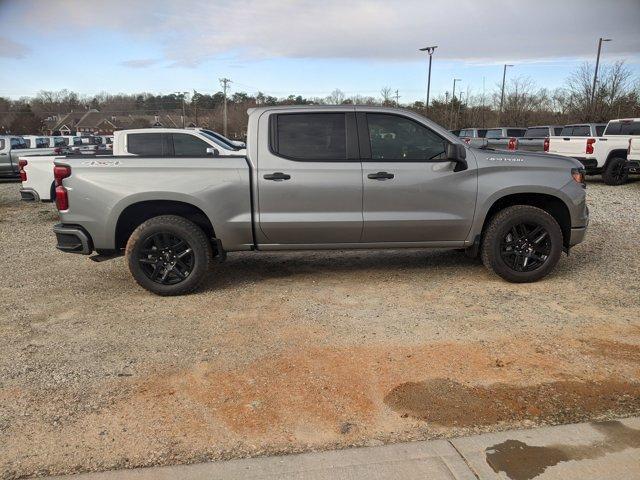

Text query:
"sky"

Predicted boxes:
[[0, 0, 639, 103]]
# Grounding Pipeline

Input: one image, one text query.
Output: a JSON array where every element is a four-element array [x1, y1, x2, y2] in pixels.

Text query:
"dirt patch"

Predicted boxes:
[[384, 378, 640, 426], [583, 339, 640, 364]]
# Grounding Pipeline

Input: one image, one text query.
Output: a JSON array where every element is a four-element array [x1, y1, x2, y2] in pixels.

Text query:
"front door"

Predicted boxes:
[[359, 112, 477, 243], [257, 110, 363, 244]]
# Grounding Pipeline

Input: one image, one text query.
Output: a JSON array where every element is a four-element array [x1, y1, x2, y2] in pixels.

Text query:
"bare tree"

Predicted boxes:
[[327, 89, 346, 105], [380, 86, 393, 106]]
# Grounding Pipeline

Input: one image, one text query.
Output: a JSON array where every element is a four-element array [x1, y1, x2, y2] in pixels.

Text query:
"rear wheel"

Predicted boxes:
[[126, 215, 212, 295], [602, 157, 628, 186], [481, 205, 563, 283]]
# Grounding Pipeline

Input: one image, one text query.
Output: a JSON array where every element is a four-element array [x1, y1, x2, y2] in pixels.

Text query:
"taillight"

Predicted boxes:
[[53, 147, 62, 154], [543, 137, 550, 152], [18, 159, 28, 182], [54, 165, 71, 211], [586, 138, 595, 155], [628, 138, 632, 156], [464, 138, 471, 144], [571, 168, 586, 188], [508, 137, 518, 150]]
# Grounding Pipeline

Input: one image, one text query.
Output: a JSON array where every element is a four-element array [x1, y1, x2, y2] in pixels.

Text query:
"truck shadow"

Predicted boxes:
[[199, 249, 483, 292]]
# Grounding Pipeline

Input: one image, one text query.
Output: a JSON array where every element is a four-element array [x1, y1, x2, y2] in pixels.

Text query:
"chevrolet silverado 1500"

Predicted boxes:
[[50, 106, 589, 295]]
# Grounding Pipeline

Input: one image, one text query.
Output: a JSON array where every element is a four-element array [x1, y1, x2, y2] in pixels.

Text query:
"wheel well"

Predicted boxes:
[[115, 200, 215, 249], [605, 149, 628, 167], [483, 193, 572, 248]]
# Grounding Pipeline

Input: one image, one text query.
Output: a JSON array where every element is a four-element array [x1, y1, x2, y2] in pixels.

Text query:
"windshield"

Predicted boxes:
[[200, 129, 240, 150]]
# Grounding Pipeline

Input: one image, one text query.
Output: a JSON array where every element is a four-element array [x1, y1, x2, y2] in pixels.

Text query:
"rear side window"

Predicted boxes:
[[553, 127, 563, 136], [273, 113, 346, 160], [605, 121, 640, 136], [128, 133, 166, 155], [524, 127, 549, 138], [11, 138, 26, 149], [595, 125, 605, 136], [507, 129, 526, 137], [172, 133, 210, 156], [366, 113, 447, 161], [485, 129, 502, 138]]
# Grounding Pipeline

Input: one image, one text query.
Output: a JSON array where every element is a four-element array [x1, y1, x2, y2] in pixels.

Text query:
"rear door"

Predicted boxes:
[[257, 110, 363, 244], [359, 112, 477, 243]]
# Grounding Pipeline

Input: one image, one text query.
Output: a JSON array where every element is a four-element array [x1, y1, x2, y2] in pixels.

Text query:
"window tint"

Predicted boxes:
[[477, 129, 487, 138], [172, 133, 210, 156], [604, 121, 640, 136], [127, 133, 165, 155], [507, 129, 526, 137], [367, 113, 447, 161], [572, 125, 590, 136], [0, 139, 4, 150], [560, 126, 573, 136], [553, 127, 563, 136], [595, 125, 605, 136], [36, 138, 48, 148], [54, 137, 65, 147], [524, 127, 549, 138], [485, 129, 502, 138], [11, 138, 26, 149], [274, 113, 346, 160]]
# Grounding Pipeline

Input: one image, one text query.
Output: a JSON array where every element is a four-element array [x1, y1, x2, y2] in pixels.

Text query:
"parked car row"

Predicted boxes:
[[0, 134, 114, 178], [453, 118, 640, 185]]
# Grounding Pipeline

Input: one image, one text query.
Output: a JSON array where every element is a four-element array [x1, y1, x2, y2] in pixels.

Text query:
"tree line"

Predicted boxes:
[[1, 61, 638, 137]]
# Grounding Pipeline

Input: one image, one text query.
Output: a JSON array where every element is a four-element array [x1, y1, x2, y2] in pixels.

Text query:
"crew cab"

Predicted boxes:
[[546, 123, 607, 172], [592, 118, 640, 185], [19, 128, 245, 202], [457, 128, 487, 144], [516, 126, 564, 152], [51, 106, 588, 295]]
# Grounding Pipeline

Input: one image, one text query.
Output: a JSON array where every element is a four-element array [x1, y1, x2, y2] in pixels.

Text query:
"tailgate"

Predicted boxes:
[[548, 137, 586, 156]]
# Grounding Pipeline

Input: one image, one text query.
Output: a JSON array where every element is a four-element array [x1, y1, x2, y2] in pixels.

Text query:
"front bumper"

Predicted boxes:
[[20, 188, 40, 202], [53, 223, 93, 254]]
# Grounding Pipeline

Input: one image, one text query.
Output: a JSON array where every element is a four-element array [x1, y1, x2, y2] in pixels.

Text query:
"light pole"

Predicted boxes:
[[499, 64, 513, 118], [419, 45, 437, 111], [450, 78, 461, 129], [590, 37, 612, 119]]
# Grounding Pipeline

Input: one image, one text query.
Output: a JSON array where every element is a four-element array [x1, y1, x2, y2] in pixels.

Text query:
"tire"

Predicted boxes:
[[125, 215, 212, 296], [481, 205, 563, 283], [602, 157, 628, 186]]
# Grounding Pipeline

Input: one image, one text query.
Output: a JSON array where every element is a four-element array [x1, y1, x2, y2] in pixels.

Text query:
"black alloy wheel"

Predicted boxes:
[[137, 233, 195, 285], [499, 223, 551, 272]]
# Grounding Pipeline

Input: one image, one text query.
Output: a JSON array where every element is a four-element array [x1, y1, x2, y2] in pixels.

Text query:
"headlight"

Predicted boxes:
[[571, 168, 586, 188]]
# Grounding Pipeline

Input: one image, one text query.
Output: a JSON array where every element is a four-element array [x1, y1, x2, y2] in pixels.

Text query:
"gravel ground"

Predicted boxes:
[[0, 179, 639, 479]]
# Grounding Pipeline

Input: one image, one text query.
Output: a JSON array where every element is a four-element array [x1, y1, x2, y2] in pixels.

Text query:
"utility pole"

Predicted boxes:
[[590, 37, 612, 120], [499, 64, 513, 123], [219, 78, 231, 137], [449, 78, 461, 129], [482, 76, 486, 128], [419, 45, 437, 111], [395, 89, 400, 107]]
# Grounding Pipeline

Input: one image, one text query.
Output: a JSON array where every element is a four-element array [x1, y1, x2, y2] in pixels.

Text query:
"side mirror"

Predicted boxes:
[[446, 143, 468, 172], [206, 147, 220, 157]]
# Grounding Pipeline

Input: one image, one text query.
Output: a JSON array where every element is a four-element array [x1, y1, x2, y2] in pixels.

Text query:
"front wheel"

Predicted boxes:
[[602, 157, 628, 186], [481, 206, 563, 283], [126, 215, 212, 296]]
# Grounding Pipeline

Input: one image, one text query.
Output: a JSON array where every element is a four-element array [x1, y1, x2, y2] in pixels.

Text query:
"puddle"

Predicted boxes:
[[485, 421, 640, 480], [384, 378, 640, 426]]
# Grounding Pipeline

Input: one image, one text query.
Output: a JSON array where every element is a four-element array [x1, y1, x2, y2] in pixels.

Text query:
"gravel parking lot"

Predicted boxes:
[[1, 179, 639, 479]]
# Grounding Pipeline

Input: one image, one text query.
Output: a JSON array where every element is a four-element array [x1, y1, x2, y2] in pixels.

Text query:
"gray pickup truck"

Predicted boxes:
[[0, 135, 67, 178], [51, 106, 589, 295], [517, 125, 564, 152]]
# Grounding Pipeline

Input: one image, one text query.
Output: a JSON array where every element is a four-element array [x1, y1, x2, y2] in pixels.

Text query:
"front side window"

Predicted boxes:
[[366, 114, 447, 161], [172, 133, 210, 156], [485, 129, 502, 139], [274, 113, 346, 160], [127, 133, 165, 155]]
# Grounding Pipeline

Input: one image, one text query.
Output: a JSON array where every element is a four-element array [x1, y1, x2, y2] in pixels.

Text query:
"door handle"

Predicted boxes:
[[367, 171, 394, 180], [263, 172, 291, 181]]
